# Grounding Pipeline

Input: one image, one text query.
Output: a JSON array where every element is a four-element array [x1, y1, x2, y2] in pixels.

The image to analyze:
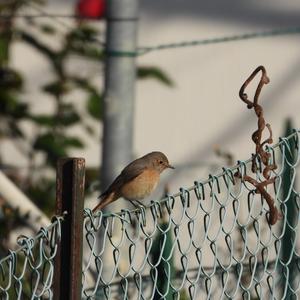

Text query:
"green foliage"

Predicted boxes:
[[0, 35, 9, 63], [68, 26, 99, 42], [0, 67, 23, 90], [138, 66, 174, 86], [29, 109, 80, 127], [34, 133, 84, 165], [87, 92, 103, 119], [0, 0, 173, 247], [29, 115, 56, 126], [38, 23, 56, 35], [0, 92, 27, 119], [42, 80, 71, 96]]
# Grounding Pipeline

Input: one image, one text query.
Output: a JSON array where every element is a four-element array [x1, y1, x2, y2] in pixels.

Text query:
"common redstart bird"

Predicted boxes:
[[92, 151, 174, 212]]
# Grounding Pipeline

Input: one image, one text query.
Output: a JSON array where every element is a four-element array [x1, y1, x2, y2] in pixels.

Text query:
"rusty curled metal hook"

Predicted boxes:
[[236, 66, 280, 225], [239, 66, 270, 108]]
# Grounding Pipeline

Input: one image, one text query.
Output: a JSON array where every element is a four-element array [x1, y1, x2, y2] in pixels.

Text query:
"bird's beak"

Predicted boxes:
[[167, 164, 175, 169]]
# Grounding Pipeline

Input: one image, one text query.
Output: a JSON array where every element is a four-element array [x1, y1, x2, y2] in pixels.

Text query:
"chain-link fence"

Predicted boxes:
[[82, 131, 300, 299], [0, 216, 63, 299], [0, 132, 299, 299]]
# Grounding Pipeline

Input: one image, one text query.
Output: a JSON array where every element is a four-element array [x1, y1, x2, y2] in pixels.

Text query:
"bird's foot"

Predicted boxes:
[[136, 200, 146, 208], [130, 200, 146, 210]]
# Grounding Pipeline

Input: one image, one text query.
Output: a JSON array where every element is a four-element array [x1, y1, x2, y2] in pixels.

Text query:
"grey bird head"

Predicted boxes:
[[144, 151, 175, 173]]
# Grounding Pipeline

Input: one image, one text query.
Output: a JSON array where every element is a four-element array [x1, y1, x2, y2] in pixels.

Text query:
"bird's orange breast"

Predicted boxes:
[[120, 169, 160, 201]]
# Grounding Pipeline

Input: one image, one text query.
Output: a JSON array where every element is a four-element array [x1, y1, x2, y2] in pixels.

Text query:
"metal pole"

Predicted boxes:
[[54, 158, 85, 300], [101, 0, 139, 191], [96, 1, 139, 295]]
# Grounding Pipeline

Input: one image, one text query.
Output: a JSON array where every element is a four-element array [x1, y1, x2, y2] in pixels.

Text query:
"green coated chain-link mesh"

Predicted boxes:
[[0, 216, 63, 299], [82, 131, 300, 299], [0, 132, 299, 299]]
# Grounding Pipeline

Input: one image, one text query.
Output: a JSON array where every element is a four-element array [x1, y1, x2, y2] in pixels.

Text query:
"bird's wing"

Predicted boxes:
[[98, 157, 147, 198], [120, 157, 148, 182]]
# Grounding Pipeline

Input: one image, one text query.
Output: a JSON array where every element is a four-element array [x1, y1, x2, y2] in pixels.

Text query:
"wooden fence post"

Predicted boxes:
[[53, 158, 85, 300]]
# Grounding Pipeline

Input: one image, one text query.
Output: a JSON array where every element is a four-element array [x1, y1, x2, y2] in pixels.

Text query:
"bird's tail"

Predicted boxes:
[[92, 192, 116, 213]]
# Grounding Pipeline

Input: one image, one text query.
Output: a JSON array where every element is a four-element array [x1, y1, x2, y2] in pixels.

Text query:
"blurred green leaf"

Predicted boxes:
[[42, 81, 70, 96], [87, 92, 103, 119], [59, 104, 81, 125], [7, 121, 24, 138], [33, 133, 84, 165], [0, 33, 10, 64], [34, 133, 84, 151], [64, 26, 104, 60], [29, 115, 55, 126], [34, 133, 67, 157], [60, 111, 80, 125], [63, 137, 84, 148], [67, 26, 99, 43], [39, 23, 56, 35], [137, 66, 174, 87], [71, 77, 95, 92], [69, 44, 104, 60], [0, 68, 23, 90], [0, 120, 24, 138], [29, 107, 80, 127], [0, 92, 28, 118]]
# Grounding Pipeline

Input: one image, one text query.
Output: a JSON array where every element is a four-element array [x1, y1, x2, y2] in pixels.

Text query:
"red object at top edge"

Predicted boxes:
[[76, 0, 106, 19]]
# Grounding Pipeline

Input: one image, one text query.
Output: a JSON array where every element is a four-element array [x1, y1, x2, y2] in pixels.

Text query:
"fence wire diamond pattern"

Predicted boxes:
[[0, 132, 299, 299], [0, 217, 63, 299], [82, 132, 300, 299]]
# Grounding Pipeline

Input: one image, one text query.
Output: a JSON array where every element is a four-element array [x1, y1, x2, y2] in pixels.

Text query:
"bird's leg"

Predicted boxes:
[[135, 200, 147, 209], [129, 200, 139, 208], [129, 200, 146, 210]]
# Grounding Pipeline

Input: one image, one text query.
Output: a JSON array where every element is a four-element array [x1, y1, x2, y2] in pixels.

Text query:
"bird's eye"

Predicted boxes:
[[159, 160, 164, 164]]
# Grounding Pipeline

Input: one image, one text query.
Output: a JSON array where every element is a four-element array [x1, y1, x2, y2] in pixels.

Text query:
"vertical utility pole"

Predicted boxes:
[[54, 158, 85, 300], [96, 1, 139, 296], [101, 0, 139, 191]]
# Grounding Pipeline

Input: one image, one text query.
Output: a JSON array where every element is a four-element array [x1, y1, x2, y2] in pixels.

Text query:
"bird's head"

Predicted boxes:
[[145, 151, 175, 173]]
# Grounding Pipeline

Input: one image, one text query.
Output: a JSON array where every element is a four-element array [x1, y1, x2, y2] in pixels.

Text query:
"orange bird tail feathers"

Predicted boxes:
[[92, 192, 116, 213]]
